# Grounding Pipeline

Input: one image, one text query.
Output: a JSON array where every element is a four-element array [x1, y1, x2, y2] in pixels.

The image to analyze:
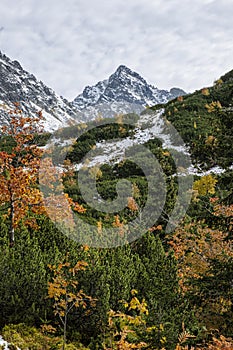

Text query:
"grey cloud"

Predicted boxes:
[[0, 0, 233, 99]]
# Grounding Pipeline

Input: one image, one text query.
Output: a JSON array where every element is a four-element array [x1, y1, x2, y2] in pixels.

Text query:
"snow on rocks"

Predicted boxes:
[[75, 109, 190, 170]]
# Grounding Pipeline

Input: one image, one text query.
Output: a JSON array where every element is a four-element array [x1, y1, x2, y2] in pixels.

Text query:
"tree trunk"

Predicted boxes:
[[63, 313, 67, 350]]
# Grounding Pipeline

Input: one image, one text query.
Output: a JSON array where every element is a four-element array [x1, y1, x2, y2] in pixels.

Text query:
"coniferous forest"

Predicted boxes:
[[0, 70, 233, 349]]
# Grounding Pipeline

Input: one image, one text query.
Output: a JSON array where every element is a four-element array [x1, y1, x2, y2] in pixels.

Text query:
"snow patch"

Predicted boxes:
[[74, 109, 189, 170]]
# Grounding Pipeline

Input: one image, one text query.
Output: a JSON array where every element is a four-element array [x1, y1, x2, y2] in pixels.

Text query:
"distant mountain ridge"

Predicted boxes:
[[73, 65, 186, 119], [0, 51, 186, 130]]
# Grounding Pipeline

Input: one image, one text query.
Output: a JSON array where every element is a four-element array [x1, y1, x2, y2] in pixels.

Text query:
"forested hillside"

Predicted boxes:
[[151, 69, 233, 169], [0, 70, 232, 350]]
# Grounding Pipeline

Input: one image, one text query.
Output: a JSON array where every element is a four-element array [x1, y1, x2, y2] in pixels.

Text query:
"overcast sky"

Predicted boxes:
[[0, 0, 233, 100]]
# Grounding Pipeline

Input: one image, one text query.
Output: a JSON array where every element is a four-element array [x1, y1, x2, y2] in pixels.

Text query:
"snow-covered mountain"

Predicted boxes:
[[73, 65, 186, 119], [0, 52, 185, 130], [0, 51, 81, 131]]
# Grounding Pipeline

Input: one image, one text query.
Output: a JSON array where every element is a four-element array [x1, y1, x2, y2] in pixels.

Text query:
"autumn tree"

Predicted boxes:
[[106, 289, 149, 349], [105, 289, 191, 350], [48, 255, 95, 350], [168, 197, 233, 335], [38, 156, 88, 254], [0, 106, 45, 245], [0, 106, 86, 245]]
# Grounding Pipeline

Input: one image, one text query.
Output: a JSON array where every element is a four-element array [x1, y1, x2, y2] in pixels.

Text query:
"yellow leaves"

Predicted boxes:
[[95, 114, 103, 122], [72, 202, 86, 213], [62, 159, 75, 177], [128, 296, 148, 316], [205, 100, 222, 113], [204, 335, 233, 350], [214, 203, 233, 218], [169, 218, 233, 293], [113, 215, 125, 236], [89, 165, 102, 180], [108, 290, 165, 350], [97, 220, 102, 234], [132, 183, 140, 199], [40, 324, 57, 334], [39, 157, 63, 191], [193, 174, 217, 196], [214, 296, 232, 315], [162, 151, 170, 157], [43, 193, 75, 229], [127, 197, 138, 212], [48, 256, 94, 334], [128, 297, 140, 310], [40, 157, 86, 229], [47, 281, 65, 299], [82, 244, 90, 252], [148, 224, 163, 232], [178, 323, 196, 345], [214, 78, 223, 86], [201, 88, 210, 96], [205, 135, 217, 148], [146, 325, 159, 333], [113, 215, 122, 227], [119, 126, 126, 135], [130, 289, 137, 296], [73, 260, 88, 272], [79, 122, 87, 130]]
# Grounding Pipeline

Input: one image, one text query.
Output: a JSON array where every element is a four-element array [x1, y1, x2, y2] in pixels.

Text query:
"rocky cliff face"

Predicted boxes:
[[0, 51, 81, 131], [73, 65, 186, 119]]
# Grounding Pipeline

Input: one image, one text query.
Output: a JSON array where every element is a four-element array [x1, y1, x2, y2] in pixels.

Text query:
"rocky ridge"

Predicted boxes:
[[0, 51, 81, 131], [73, 65, 186, 119], [0, 52, 185, 130]]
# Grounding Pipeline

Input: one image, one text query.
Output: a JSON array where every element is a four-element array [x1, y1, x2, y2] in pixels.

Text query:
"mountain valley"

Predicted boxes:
[[0, 50, 233, 350]]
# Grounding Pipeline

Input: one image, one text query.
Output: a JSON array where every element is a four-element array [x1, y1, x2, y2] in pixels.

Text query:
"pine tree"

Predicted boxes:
[[0, 223, 48, 326]]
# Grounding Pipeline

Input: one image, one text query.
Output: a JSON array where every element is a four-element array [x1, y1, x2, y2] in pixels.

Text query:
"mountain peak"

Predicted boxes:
[[114, 65, 134, 75], [116, 64, 130, 71], [0, 50, 186, 128], [73, 66, 186, 118], [111, 65, 146, 84]]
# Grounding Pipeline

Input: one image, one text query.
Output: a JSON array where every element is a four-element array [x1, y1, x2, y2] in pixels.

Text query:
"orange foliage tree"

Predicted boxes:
[[0, 106, 87, 245], [39, 157, 86, 233], [0, 106, 45, 245]]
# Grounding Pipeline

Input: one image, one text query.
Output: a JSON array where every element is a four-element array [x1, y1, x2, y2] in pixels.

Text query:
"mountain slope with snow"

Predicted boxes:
[[73, 65, 186, 119], [0, 51, 82, 131], [72, 108, 192, 172], [0, 52, 186, 129]]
